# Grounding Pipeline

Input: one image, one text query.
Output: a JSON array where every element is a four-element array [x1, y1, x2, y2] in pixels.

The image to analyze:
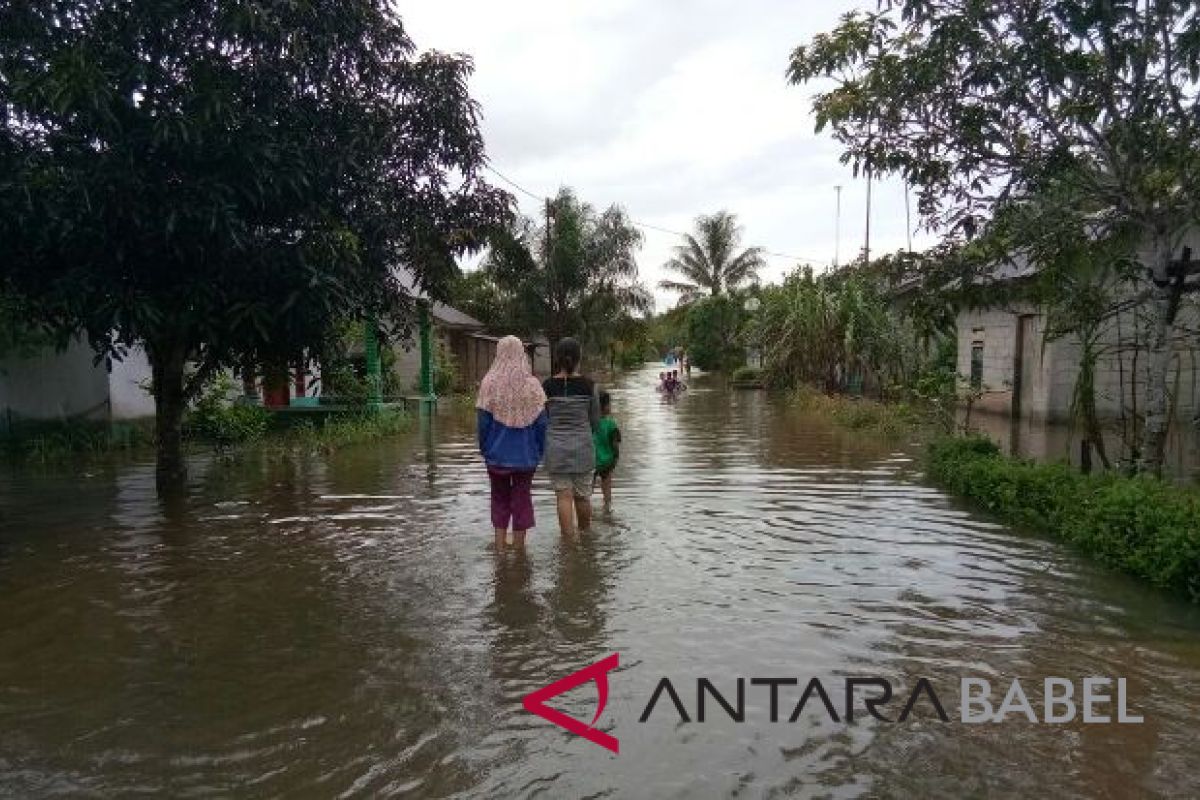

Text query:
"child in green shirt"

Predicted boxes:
[[593, 390, 621, 505]]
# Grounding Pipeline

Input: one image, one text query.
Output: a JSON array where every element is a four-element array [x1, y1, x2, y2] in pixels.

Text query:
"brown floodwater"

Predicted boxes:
[[2, 366, 1199, 798]]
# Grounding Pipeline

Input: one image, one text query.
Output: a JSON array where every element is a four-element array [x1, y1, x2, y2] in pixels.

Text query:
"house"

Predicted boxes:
[[0, 338, 156, 432], [387, 268, 549, 394], [955, 233, 1200, 425], [391, 302, 486, 392]]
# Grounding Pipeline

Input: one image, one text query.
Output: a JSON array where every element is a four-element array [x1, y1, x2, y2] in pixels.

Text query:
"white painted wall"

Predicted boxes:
[[107, 346, 156, 419], [0, 338, 110, 421]]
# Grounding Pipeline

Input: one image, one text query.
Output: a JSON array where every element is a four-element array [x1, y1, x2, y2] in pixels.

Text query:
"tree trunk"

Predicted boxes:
[[149, 340, 188, 493], [1076, 349, 1111, 471], [1138, 240, 1182, 475]]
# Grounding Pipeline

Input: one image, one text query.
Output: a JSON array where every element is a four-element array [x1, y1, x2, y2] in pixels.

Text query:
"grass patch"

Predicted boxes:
[[786, 385, 936, 437], [269, 408, 411, 455], [928, 435, 1200, 603], [730, 365, 764, 385], [2, 419, 154, 462]]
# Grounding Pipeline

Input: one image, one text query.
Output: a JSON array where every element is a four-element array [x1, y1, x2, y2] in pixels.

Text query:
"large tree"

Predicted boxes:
[[659, 211, 765, 304], [482, 187, 651, 354], [0, 0, 508, 489], [788, 0, 1200, 473]]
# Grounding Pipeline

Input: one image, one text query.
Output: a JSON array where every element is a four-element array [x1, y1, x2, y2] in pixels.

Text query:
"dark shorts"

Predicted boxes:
[[595, 458, 618, 479]]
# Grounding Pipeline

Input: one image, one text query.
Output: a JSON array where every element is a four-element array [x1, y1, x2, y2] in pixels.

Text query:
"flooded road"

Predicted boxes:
[[2, 365, 1200, 798]]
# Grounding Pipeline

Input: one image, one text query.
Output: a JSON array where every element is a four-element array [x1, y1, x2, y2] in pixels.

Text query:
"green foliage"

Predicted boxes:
[[322, 362, 372, 406], [1, 0, 508, 483], [613, 345, 646, 371], [448, 270, 516, 333], [789, 385, 930, 438], [731, 365, 763, 383], [186, 378, 270, 447], [0, 292, 53, 359], [645, 307, 689, 358], [2, 419, 152, 462], [684, 294, 747, 372], [751, 266, 947, 398], [659, 211, 765, 303], [788, 0, 1200, 473], [928, 436, 1200, 602], [280, 409, 410, 454], [315, 321, 399, 404], [431, 339, 459, 396], [479, 187, 650, 354], [605, 313, 653, 371]]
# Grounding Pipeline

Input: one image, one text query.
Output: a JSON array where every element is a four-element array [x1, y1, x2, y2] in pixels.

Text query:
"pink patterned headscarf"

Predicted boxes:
[[476, 335, 546, 427]]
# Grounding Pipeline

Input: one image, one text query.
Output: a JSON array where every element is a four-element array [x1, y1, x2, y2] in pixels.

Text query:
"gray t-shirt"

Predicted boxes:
[[542, 375, 600, 475]]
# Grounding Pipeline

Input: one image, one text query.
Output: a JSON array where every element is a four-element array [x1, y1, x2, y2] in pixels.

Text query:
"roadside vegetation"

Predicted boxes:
[[185, 377, 412, 457], [2, 377, 412, 465], [787, 386, 943, 439], [789, 1, 1200, 475], [928, 437, 1200, 603], [1, 420, 154, 463], [1, 0, 506, 492]]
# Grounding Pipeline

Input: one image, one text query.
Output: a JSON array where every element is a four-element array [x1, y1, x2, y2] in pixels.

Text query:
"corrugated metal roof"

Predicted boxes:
[[393, 265, 484, 330], [432, 303, 484, 329]]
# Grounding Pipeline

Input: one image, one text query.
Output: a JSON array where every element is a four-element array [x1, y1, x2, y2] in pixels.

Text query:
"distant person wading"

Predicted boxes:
[[543, 337, 601, 535]]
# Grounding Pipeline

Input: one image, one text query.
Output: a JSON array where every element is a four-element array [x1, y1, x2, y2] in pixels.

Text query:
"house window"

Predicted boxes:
[[970, 343, 984, 391]]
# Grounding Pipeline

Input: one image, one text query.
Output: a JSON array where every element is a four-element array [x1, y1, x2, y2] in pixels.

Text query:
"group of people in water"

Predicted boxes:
[[475, 336, 621, 548], [656, 369, 688, 396]]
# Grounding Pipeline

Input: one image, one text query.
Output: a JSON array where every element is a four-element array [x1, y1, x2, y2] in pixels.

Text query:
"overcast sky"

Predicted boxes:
[[401, 0, 933, 311]]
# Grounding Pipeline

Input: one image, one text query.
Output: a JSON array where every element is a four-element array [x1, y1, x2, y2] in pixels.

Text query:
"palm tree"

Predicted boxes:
[[659, 211, 765, 304]]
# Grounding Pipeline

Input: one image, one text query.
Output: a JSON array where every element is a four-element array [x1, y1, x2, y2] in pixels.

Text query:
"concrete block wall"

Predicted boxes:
[[957, 307, 1019, 415], [958, 299, 1200, 425], [1060, 297, 1200, 424]]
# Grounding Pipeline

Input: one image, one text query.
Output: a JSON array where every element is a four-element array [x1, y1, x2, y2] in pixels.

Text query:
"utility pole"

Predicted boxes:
[[834, 185, 842, 270], [904, 182, 912, 251], [544, 196, 556, 369]]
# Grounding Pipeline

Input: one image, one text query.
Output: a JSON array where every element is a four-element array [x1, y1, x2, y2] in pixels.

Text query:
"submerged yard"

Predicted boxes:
[[2, 367, 1199, 797]]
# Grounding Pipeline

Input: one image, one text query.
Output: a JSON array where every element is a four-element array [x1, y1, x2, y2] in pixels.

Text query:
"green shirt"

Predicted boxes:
[[593, 416, 620, 470]]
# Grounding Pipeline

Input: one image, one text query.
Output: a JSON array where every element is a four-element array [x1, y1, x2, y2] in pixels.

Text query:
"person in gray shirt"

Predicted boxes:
[[542, 337, 600, 535]]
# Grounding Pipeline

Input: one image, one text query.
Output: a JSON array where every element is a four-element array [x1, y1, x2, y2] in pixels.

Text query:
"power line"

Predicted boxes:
[[485, 164, 543, 203], [484, 163, 828, 266]]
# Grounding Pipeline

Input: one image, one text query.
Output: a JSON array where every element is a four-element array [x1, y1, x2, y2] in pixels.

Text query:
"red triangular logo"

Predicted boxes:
[[522, 653, 619, 753]]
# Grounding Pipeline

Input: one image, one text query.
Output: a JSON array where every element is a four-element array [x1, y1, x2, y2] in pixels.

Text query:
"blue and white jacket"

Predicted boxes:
[[477, 409, 548, 470]]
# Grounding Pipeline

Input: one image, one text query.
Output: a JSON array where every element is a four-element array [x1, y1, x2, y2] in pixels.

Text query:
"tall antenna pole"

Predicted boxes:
[[834, 185, 843, 269], [864, 166, 872, 265], [863, 119, 874, 266]]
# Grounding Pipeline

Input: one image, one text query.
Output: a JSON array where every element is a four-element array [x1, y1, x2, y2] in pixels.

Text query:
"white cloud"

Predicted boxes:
[[399, 0, 936, 311]]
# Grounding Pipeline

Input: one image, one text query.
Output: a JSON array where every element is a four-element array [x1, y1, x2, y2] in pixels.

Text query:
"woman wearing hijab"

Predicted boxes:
[[477, 336, 548, 549]]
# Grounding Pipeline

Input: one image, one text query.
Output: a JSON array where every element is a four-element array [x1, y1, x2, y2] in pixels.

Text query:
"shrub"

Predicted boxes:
[[322, 361, 373, 405], [432, 339, 459, 396], [186, 378, 271, 447], [927, 435, 1200, 602], [685, 295, 747, 372], [731, 366, 762, 383], [788, 385, 928, 438], [280, 408, 410, 453], [2, 419, 151, 461], [614, 346, 645, 371]]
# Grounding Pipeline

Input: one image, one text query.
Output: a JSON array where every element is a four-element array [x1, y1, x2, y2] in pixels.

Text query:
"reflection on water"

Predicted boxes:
[[2, 366, 1200, 797]]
